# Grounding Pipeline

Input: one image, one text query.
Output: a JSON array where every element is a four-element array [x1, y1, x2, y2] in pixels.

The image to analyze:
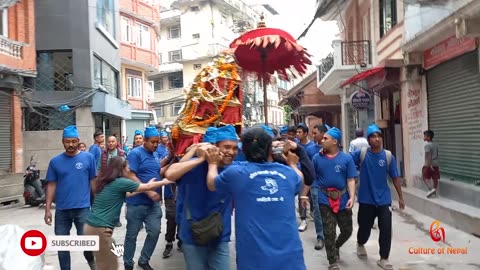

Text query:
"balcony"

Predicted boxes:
[[317, 40, 372, 95], [0, 35, 23, 59], [181, 42, 229, 61], [158, 62, 183, 74], [172, 0, 258, 21], [121, 44, 159, 72]]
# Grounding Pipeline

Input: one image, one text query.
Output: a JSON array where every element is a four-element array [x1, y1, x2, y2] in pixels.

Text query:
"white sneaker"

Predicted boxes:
[[298, 220, 308, 232], [427, 188, 436, 198]]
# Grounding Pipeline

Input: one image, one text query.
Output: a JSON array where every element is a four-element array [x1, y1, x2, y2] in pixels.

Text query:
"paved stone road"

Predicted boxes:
[[1, 199, 479, 270]]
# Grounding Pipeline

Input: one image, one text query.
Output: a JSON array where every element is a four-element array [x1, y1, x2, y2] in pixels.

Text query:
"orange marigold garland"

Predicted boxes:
[[170, 52, 242, 155]]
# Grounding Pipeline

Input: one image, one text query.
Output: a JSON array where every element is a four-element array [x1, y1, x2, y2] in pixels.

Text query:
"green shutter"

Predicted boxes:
[[0, 90, 12, 173], [427, 51, 480, 183]]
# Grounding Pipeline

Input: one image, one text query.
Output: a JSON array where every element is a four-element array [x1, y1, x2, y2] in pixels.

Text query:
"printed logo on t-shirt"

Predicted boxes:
[[250, 170, 286, 203], [378, 160, 386, 167], [75, 162, 84, 169], [335, 165, 342, 173], [261, 178, 279, 194]]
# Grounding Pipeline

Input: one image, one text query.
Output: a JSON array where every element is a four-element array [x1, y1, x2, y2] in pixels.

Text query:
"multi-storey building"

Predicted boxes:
[[27, 0, 130, 170], [0, 0, 36, 203], [119, 0, 159, 142], [150, 0, 279, 127], [308, 0, 480, 236]]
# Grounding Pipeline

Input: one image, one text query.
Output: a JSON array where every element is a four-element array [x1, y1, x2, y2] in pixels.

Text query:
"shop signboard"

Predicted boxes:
[[350, 90, 371, 110]]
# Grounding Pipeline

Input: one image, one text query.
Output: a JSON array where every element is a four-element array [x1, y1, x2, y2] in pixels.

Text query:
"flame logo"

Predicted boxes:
[[430, 220, 446, 243]]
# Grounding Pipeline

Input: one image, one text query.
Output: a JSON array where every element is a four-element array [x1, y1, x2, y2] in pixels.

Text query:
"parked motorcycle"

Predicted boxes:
[[23, 155, 47, 207]]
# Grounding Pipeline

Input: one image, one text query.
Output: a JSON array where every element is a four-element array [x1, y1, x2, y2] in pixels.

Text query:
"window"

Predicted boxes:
[[96, 0, 115, 37], [156, 106, 164, 117], [169, 73, 183, 89], [153, 77, 163, 91], [190, 6, 200, 12], [172, 102, 183, 116], [23, 107, 76, 131], [121, 17, 132, 42], [136, 23, 150, 49], [168, 25, 180, 39], [168, 50, 182, 62], [93, 56, 119, 97], [192, 33, 200, 39], [146, 80, 154, 100], [158, 53, 162, 64], [379, 0, 397, 38], [127, 76, 142, 97], [0, 9, 7, 37], [193, 63, 202, 70], [36, 51, 74, 91]]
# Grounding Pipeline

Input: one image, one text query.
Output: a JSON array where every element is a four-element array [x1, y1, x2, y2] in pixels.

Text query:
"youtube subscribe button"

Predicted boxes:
[[21, 230, 99, 256], [21, 230, 47, 256]]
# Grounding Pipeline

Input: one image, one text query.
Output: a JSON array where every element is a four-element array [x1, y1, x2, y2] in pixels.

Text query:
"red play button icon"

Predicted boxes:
[[20, 230, 47, 256]]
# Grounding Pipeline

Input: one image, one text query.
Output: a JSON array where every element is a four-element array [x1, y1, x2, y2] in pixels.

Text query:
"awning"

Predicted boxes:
[[339, 67, 386, 88]]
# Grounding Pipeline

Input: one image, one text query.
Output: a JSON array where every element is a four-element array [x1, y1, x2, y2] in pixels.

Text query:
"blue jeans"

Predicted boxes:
[[182, 242, 230, 270], [310, 187, 325, 240], [123, 203, 162, 267], [54, 208, 94, 270]]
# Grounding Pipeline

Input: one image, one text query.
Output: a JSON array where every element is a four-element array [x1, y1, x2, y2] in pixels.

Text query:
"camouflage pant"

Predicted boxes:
[[320, 204, 353, 264]]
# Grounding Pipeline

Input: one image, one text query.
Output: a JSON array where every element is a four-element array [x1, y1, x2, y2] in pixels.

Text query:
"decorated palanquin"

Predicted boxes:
[[170, 53, 243, 157]]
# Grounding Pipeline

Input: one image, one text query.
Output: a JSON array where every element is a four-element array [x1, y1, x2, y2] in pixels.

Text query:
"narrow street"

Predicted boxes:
[[1, 199, 479, 270]]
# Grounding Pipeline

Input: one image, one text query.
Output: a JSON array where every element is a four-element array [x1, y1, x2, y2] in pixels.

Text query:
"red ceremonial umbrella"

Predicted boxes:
[[229, 16, 312, 125]]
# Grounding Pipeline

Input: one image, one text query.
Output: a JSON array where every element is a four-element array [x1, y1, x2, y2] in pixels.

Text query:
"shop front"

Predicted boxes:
[[424, 36, 480, 184], [341, 66, 403, 175]]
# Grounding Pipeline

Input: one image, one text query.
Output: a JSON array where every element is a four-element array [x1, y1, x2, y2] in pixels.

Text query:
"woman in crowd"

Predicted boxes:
[[205, 127, 307, 270], [83, 156, 173, 270], [78, 142, 87, 152]]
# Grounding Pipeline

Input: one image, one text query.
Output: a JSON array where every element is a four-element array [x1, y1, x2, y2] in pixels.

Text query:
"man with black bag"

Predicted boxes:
[[164, 125, 239, 270]]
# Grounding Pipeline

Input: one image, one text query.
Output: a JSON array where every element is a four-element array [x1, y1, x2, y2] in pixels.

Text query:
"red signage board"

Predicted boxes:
[[424, 36, 477, 69]]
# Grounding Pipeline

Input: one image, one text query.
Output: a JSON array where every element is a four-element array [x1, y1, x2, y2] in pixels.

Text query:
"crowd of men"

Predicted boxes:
[[42, 121, 439, 270]]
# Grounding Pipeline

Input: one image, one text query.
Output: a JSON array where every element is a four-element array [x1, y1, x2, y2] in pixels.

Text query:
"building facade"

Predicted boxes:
[[150, 0, 279, 128], [119, 0, 159, 144], [401, 0, 480, 235], [310, 0, 480, 235], [29, 0, 130, 171], [0, 0, 36, 202], [279, 71, 342, 129]]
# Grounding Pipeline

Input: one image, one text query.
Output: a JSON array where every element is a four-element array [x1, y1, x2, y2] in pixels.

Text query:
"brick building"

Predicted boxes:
[[0, 0, 36, 202], [119, 0, 160, 142]]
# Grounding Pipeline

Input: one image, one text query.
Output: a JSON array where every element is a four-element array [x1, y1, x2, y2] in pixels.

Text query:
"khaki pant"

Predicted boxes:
[[84, 224, 118, 270]]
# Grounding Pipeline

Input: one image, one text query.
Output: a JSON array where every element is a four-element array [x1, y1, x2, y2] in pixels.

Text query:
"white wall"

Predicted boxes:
[[400, 68, 429, 186], [404, 0, 473, 42]]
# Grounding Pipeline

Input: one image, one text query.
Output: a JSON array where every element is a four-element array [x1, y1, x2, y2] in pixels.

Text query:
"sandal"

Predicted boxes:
[[328, 263, 340, 270], [377, 259, 393, 270], [357, 244, 367, 257]]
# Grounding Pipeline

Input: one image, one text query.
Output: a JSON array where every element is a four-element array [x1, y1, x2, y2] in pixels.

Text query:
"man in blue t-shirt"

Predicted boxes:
[[123, 126, 163, 270], [351, 124, 405, 270], [88, 130, 104, 167], [296, 123, 314, 232], [305, 124, 328, 250], [205, 127, 306, 270], [302, 127, 356, 269], [44, 125, 97, 270], [164, 125, 239, 270]]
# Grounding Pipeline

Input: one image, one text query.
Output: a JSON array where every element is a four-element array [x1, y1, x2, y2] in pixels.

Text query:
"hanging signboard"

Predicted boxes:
[[350, 90, 371, 110]]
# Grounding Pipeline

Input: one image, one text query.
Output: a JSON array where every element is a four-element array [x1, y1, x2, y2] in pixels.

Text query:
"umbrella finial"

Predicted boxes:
[[257, 12, 266, 28]]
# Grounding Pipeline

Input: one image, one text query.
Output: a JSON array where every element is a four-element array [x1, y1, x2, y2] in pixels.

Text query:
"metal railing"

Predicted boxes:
[[317, 53, 334, 83], [0, 35, 23, 59], [341, 40, 371, 66]]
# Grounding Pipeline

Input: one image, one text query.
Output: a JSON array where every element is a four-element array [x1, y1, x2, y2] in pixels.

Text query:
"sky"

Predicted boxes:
[[254, 0, 340, 65]]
